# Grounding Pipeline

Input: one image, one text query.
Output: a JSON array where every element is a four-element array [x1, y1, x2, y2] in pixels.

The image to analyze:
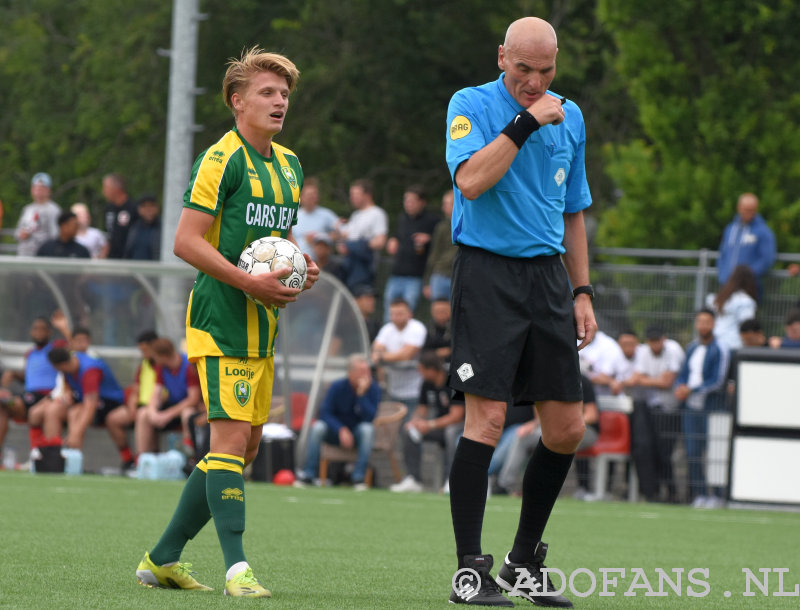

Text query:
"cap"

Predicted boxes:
[[313, 234, 333, 246], [31, 172, 52, 188], [352, 284, 376, 298]]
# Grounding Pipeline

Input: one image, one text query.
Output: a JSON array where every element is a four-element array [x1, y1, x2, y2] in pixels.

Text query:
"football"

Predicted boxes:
[[237, 236, 308, 305]]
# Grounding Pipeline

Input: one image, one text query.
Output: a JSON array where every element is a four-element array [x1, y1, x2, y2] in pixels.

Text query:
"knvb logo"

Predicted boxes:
[[456, 363, 474, 382], [221, 487, 244, 501], [452, 568, 481, 602], [234, 380, 252, 406]]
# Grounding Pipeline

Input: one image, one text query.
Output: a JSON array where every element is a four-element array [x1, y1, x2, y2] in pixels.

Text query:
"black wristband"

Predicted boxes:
[[500, 110, 540, 148]]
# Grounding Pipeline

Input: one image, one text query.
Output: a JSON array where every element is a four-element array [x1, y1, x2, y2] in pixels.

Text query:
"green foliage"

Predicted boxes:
[[596, 0, 800, 251]]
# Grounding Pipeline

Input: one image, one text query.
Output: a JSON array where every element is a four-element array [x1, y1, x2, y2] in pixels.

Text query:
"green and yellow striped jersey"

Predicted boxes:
[[183, 128, 303, 360]]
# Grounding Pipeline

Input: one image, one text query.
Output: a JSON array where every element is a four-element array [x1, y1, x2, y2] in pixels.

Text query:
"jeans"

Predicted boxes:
[[383, 275, 423, 322], [428, 273, 451, 301], [682, 407, 708, 501], [301, 420, 375, 483], [488, 424, 521, 476]]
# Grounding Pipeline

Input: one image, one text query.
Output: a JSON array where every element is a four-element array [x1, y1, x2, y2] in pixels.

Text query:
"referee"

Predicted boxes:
[[445, 17, 596, 607]]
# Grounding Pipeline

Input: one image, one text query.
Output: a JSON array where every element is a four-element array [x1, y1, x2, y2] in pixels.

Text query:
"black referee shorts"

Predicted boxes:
[[448, 245, 583, 406]]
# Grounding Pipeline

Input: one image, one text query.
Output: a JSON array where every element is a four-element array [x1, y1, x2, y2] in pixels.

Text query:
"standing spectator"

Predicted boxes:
[[422, 299, 452, 363], [705, 264, 758, 350], [103, 173, 138, 259], [134, 338, 201, 457], [390, 352, 465, 493], [296, 355, 380, 489], [353, 284, 381, 343], [717, 192, 776, 300], [674, 309, 729, 508], [36, 211, 91, 258], [71, 203, 109, 258], [15, 172, 61, 256], [371, 299, 427, 414], [423, 189, 457, 301], [124, 195, 161, 260], [382, 184, 439, 321], [625, 326, 685, 503], [293, 177, 338, 256], [335, 178, 388, 292]]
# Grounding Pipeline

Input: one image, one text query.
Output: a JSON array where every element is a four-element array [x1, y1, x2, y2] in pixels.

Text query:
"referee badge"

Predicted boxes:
[[456, 363, 474, 382], [234, 380, 251, 406]]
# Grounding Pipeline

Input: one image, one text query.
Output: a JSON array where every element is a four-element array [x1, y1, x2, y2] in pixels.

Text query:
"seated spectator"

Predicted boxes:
[[625, 325, 685, 503], [422, 299, 452, 363], [768, 308, 800, 349], [31, 348, 132, 468], [739, 319, 767, 348], [297, 355, 380, 489], [371, 299, 427, 413], [71, 203, 109, 258], [134, 338, 201, 457], [390, 352, 465, 493], [36, 211, 91, 258], [579, 329, 626, 396], [382, 184, 439, 321], [498, 375, 599, 496], [124, 194, 161, 260], [15, 172, 61, 256], [705, 265, 758, 350], [674, 309, 729, 508], [294, 177, 338, 256], [312, 234, 346, 282], [423, 189, 456, 301], [0, 316, 66, 452], [487, 403, 535, 493]]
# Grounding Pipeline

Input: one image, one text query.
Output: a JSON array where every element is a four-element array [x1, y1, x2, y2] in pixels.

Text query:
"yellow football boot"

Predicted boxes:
[[224, 567, 272, 597], [136, 552, 213, 591]]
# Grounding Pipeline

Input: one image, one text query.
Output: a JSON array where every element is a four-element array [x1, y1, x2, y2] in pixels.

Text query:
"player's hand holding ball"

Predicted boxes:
[[238, 237, 307, 308], [302, 253, 319, 291]]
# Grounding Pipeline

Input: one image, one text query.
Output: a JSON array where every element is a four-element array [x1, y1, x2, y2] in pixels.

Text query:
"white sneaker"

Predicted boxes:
[[441, 481, 450, 495], [389, 475, 423, 493], [704, 495, 725, 509], [691, 495, 709, 509], [353, 482, 369, 492]]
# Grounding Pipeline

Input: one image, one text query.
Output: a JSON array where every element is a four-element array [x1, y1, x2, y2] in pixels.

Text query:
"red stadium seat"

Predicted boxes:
[[576, 410, 638, 501]]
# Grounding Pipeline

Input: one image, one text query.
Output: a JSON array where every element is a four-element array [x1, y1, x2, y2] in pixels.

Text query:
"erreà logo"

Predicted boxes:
[[221, 487, 244, 501], [450, 115, 471, 140], [234, 380, 251, 406], [281, 166, 298, 189], [208, 150, 225, 164]]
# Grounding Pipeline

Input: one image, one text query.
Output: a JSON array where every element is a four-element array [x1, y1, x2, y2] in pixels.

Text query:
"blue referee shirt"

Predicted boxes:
[[446, 72, 592, 258]]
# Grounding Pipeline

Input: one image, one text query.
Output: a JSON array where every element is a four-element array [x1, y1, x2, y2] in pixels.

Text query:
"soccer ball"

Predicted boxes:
[[238, 236, 307, 305]]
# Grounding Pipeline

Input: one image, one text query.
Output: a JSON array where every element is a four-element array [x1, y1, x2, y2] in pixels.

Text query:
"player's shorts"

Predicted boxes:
[[196, 355, 273, 426], [449, 245, 583, 406], [23, 390, 51, 412], [88, 398, 124, 426]]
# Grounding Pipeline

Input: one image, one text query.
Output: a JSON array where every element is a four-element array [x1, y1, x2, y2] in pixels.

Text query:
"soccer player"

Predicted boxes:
[[445, 17, 596, 607], [134, 47, 319, 598]]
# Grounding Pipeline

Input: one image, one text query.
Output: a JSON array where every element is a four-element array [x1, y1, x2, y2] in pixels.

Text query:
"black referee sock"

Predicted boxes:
[[509, 439, 574, 564], [449, 437, 495, 568]]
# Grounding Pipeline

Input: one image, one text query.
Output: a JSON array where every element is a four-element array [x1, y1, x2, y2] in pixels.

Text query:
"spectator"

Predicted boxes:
[[717, 192, 776, 300], [297, 355, 380, 489], [15, 172, 61, 256], [625, 325, 685, 503], [31, 348, 131, 467], [487, 403, 534, 494], [705, 264, 757, 350], [606, 330, 641, 395], [423, 189, 456, 301], [382, 184, 439, 321], [335, 178, 388, 292], [311, 234, 346, 282], [36, 211, 91, 258], [103, 173, 138, 259], [294, 177, 338, 256], [739, 319, 767, 348], [579, 329, 627, 396], [390, 352, 465, 493], [0, 317, 66, 452], [498, 375, 599, 496], [371, 299, 427, 413], [674, 309, 729, 508], [71, 203, 109, 258], [422, 299, 452, 363], [768, 308, 800, 349], [124, 195, 161, 260], [134, 338, 201, 458], [353, 284, 381, 343]]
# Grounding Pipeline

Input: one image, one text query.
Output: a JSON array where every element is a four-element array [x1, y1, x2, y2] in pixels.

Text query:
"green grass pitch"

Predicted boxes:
[[1, 471, 798, 608]]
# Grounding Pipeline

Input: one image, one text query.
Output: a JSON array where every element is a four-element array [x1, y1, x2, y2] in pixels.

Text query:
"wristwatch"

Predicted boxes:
[[572, 285, 595, 300]]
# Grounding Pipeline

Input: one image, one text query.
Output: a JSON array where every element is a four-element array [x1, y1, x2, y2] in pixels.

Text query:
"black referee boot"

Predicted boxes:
[[449, 554, 514, 606], [495, 542, 573, 607]]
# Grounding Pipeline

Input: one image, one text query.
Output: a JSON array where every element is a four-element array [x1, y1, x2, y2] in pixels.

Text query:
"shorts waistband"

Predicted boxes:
[[457, 244, 561, 265]]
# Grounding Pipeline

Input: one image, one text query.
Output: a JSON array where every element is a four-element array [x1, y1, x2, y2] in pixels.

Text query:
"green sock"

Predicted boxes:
[[149, 459, 212, 565], [205, 453, 247, 570]]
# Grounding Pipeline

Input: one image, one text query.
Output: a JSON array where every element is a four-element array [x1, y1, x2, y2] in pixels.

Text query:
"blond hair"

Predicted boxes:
[[222, 46, 300, 118]]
